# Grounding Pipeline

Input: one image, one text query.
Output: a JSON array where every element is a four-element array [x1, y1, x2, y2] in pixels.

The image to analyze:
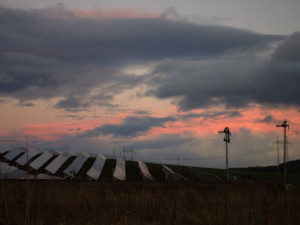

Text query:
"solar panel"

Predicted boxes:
[[113, 158, 126, 181], [86, 154, 107, 180], [0, 162, 28, 179], [4, 147, 27, 161], [63, 152, 90, 177], [0, 162, 64, 179], [30, 150, 61, 170], [138, 160, 154, 181], [48, 149, 61, 155], [16, 148, 42, 166], [0, 146, 11, 154], [7, 169, 29, 179], [45, 151, 76, 174], [161, 164, 187, 181], [0, 162, 17, 176]]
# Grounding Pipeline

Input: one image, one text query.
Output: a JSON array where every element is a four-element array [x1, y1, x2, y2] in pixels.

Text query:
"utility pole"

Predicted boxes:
[[120, 146, 136, 161], [218, 127, 231, 181], [113, 144, 116, 159], [273, 136, 292, 166], [286, 136, 289, 162], [276, 120, 289, 184], [277, 135, 280, 165], [26, 136, 29, 179]]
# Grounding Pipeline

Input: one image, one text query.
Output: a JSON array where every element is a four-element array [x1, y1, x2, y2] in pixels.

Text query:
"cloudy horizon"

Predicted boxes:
[[1, 1, 300, 168]]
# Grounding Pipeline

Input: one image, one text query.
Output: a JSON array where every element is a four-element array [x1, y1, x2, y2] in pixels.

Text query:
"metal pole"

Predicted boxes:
[[226, 134, 229, 182], [284, 125, 287, 184], [219, 127, 231, 182], [276, 121, 289, 184], [26, 136, 29, 179], [277, 135, 280, 166], [286, 136, 289, 162], [113, 144, 115, 159]]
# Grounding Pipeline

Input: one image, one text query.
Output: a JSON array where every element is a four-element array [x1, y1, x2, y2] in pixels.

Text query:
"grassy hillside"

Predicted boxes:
[[0, 180, 299, 225]]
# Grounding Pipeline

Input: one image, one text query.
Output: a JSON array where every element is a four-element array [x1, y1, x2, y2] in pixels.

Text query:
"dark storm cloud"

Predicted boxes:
[[0, 50, 137, 109], [133, 110, 150, 115], [55, 95, 91, 112], [146, 58, 300, 110], [17, 100, 35, 107], [180, 110, 242, 120], [255, 115, 274, 124], [0, 5, 289, 111], [0, 5, 282, 63], [272, 32, 300, 62], [78, 116, 176, 138], [56, 114, 84, 120]]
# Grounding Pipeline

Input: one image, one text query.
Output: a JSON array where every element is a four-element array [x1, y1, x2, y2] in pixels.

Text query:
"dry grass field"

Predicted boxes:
[[0, 180, 299, 225]]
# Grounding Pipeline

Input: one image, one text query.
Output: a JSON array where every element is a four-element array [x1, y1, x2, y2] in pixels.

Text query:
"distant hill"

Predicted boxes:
[[235, 159, 300, 173]]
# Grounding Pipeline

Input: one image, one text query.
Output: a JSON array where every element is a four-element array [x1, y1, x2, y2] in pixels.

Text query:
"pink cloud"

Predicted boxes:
[[1, 106, 299, 144], [72, 9, 157, 19], [38, 7, 158, 20]]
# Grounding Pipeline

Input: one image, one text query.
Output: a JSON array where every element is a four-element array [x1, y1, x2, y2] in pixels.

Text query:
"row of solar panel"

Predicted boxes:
[[0, 162, 61, 179], [0, 147, 159, 181]]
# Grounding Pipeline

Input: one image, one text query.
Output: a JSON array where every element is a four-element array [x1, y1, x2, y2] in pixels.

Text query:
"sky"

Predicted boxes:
[[1, 0, 300, 168]]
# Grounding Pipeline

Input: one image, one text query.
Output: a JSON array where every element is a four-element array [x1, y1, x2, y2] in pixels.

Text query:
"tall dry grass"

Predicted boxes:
[[0, 180, 299, 225]]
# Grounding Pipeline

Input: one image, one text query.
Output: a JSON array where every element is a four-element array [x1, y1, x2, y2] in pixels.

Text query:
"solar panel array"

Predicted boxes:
[[1, 147, 192, 181], [86, 154, 107, 180], [113, 158, 126, 181]]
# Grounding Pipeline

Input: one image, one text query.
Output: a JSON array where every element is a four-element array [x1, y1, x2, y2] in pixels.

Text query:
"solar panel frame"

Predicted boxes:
[[63, 152, 90, 177], [45, 151, 76, 174], [86, 154, 107, 180], [113, 158, 126, 181]]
